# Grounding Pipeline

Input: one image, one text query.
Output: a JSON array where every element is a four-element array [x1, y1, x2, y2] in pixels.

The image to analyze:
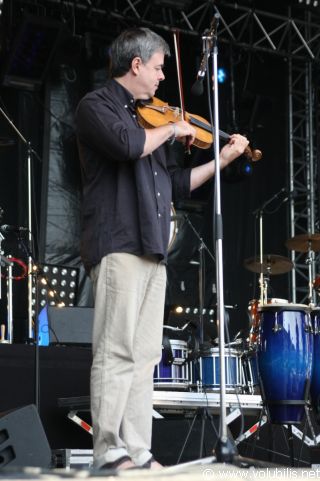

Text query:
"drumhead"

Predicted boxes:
[[200, 347, 240, 357], [168, 339, 187, 349], [258, 302, 309, 312], [268, 298, 289, 304]]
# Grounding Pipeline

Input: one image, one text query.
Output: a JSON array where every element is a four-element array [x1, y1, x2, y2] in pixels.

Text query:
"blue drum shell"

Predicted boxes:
[[257, 304, 313, 424], [311, 309, 320, 413]]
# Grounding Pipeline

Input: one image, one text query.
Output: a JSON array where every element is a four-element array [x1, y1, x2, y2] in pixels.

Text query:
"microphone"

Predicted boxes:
[[191, 77, 204, 96], [0, 224, 29, 234], [191, 13, 220, 96], [280, 189, 306, 205]]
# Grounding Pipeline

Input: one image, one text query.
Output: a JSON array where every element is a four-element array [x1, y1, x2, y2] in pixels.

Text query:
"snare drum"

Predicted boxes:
[[154, 339, 189, 390], [257, 303, 313, 423], [192, 348, 242, 393]]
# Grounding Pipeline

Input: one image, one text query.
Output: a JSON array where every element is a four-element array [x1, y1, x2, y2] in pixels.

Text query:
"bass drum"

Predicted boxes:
[[168, 203, 178, 252]]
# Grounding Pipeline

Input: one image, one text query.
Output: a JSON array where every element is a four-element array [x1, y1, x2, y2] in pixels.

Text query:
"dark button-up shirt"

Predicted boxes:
[[75, 79, 191, 273]]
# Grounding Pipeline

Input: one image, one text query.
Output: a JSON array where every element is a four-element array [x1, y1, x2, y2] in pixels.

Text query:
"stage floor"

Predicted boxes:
[[1, 459, 320, 481]]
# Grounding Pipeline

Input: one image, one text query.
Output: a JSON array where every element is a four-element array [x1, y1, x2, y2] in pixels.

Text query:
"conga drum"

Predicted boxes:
[[248, 298, 289, 347], [311, 308, 320, 412], [257, 303, 313, 423]]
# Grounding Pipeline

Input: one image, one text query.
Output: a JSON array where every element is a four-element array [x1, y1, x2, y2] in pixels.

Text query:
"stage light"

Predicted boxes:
[[222, 157, 253, 183], [32, 263, 79, 317], [297, 0, 319, 6], [175, 305, 183, 314], [218, 67, 227, 84]]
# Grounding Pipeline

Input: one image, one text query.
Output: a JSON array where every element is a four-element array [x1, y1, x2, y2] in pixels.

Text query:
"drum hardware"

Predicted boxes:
[[286, 233, 320, 305], [252, 188, 293, 307], [272, 323, 282, 333]]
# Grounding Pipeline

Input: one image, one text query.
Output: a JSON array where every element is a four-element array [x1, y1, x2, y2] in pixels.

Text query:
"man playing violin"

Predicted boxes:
[[75, 27, 248, 471]]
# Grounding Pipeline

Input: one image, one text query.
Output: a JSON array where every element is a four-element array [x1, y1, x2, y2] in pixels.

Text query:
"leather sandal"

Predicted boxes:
[[141, 456, 163, 469], [99, 455, 135, 470]]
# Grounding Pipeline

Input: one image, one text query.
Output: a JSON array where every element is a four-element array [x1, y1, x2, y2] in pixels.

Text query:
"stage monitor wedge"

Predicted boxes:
[[0, 404, 51, 469]]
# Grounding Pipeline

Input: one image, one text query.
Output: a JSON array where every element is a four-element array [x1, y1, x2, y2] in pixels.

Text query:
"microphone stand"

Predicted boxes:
[[183, 214, 215, 345], [0, 106, 40, 342], [206, 15, 237, 462], [0, 240, 14, 343]]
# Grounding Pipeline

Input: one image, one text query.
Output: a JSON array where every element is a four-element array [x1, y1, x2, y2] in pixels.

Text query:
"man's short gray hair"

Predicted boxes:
[[109, 27, 170, 78]]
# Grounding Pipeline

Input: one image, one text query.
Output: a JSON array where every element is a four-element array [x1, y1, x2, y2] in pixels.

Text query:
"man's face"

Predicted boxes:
[[134, 51, 165, 99]]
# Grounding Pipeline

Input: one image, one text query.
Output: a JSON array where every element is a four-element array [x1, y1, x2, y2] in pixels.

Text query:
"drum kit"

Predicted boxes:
[[154, 232, 320, 428]]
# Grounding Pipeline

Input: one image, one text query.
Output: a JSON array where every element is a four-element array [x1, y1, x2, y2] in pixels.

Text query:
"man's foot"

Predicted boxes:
[[142, 456, 163, 469], [99, 455, 136, 471]]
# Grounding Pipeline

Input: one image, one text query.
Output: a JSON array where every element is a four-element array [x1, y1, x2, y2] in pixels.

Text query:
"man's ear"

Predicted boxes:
[[131, 56, 143, 75]]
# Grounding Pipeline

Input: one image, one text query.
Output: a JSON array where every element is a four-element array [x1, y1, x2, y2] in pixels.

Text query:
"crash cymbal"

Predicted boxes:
[[244, 254, 293, 275], [285, 233, 320, 252]]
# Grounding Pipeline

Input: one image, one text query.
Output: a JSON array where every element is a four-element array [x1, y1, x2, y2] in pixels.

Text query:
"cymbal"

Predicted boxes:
[[285, 233, 320, 252], [244, 254, 293, 275]]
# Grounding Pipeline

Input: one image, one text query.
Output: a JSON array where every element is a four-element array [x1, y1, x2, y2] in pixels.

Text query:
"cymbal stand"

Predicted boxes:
[[306, 242, 315, 306], [252, 188, 287, 305], [0, 106, 40, 341], [258, 210, 266, 305]]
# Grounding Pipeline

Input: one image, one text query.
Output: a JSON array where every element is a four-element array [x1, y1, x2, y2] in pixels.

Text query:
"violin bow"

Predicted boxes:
[[172, 29, 191, 154]]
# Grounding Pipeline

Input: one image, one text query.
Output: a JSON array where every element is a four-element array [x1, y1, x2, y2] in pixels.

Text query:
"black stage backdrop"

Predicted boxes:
[[0, 19, 289, 343]]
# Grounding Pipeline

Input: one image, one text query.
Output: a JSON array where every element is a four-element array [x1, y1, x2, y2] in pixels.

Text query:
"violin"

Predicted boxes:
[[137, 97, 262, 161]]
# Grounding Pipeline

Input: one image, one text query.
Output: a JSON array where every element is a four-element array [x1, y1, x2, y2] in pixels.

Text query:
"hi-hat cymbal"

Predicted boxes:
[[285, 233, 320, 252], [244, 254, 293, 275]]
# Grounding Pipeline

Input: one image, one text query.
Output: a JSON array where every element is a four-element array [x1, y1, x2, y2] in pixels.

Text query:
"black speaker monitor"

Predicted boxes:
[[0, 404, 51, 468], [47, 306, 94, 345]]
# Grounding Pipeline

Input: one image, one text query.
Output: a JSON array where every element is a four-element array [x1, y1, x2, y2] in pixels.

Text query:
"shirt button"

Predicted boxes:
[[124, 105, 128, 108], [154, 171, 158, 176], [158, 213, 161, 218], [157, 192, 161, 197]]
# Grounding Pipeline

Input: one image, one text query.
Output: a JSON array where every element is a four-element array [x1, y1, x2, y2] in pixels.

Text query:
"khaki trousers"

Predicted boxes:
[[90, 253, 166, 468]]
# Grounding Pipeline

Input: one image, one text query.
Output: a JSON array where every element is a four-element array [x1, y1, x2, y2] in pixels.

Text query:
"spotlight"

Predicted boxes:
[[297, 0, 319, 7], [32, 263, 79, 317], [222, 157, 253, 183], [218, 67, 227, 84]]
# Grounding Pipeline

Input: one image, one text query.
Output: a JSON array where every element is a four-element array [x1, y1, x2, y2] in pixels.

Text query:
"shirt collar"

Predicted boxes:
[[109, 78, 135, 109]]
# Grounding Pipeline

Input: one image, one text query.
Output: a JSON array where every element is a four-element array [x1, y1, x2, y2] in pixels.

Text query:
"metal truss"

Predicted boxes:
[[288, 55, 319, 304], [8, 1, 320, 61], [107, 1, 320, 62]]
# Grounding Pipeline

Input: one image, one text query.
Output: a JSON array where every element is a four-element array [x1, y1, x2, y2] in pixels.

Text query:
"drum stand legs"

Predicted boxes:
[[242, 402, 317, 466], [176, 407, 217, 463]]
